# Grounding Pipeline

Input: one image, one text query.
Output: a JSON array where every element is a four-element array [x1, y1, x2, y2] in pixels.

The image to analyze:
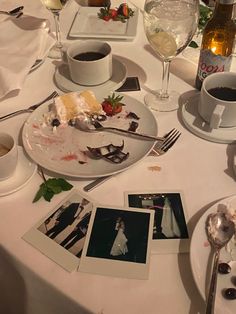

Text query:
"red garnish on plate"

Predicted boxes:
[[101, 93, 125, 116], [61, 153, 78, 161], [98, 2, 134, 23]]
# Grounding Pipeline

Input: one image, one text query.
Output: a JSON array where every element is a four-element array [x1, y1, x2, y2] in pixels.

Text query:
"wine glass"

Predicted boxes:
[[143, 0, 199, 111], [41, 0, 70, 59]]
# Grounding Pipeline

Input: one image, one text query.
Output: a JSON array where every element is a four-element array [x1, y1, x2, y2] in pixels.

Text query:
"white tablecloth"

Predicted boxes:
[[0, 1, 235, 314]]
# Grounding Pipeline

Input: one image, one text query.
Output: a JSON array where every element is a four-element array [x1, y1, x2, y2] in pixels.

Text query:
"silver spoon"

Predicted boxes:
[[75, 116, 165, 142], [205, 211, 235, 314]]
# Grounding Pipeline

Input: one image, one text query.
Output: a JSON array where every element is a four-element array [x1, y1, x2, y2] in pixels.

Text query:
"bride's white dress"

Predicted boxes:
[[161, 198, 181, 238], [110, 228, 128, 256]]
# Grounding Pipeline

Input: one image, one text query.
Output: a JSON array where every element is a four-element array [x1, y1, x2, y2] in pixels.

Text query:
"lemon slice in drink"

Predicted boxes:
[[149, 31, 177, 59], [44, 0, 63, 10]]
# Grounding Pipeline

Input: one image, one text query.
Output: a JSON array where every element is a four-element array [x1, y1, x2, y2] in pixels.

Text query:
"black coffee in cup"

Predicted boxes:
[[73, 52, 106, 61], [0, 143, 10, 157], [207, 87, 236, 101]]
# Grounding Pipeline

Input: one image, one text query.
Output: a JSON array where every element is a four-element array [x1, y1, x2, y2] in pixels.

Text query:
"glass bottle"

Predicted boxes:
[[195, 0, 236, 90], [88, 0, 110, 7]]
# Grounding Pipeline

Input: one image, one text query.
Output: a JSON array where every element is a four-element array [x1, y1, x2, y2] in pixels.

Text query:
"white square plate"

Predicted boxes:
[[69, 7, 139, 40]]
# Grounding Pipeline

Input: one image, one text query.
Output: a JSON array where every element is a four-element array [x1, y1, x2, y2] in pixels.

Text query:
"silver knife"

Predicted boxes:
[[83, 175, 112, 192]]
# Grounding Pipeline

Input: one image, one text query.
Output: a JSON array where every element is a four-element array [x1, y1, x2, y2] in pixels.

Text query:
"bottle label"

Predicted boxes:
[[197, 49, 232, 83]]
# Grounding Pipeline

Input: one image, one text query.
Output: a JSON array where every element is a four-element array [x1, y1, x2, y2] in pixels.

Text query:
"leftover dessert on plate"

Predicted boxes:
[[87, 141, 129, 164], [25, 90, 145, 165], [213, 203, 236, 301], [47, 90, 105, 128]]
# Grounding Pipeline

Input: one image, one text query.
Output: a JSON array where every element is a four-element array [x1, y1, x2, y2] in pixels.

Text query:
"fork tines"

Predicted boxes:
[[161, 128, 181, 152]]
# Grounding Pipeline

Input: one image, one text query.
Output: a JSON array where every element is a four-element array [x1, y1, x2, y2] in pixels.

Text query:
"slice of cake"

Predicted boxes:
[[49, 90, 104, 126]]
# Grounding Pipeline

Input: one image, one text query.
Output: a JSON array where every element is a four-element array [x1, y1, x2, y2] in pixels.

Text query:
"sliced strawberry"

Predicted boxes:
[[101, 93, 125, 116], [117, 3, 129, 17], [109, 8, 118, 19], [103, 15, 111, 21], [102, 102, 114, 116], [98, 2, 134, 23]]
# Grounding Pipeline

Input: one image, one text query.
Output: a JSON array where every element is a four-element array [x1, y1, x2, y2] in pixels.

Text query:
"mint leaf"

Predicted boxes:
[[44, 189, 55, 202], [57, 178, 73, 191], [33, 185, 46, 203], [33, 176, 73, 203]]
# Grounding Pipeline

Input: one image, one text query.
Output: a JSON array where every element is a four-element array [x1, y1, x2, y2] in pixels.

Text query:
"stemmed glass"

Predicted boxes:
[[40, 0, 70, 59], [143, 0, 199, 111]]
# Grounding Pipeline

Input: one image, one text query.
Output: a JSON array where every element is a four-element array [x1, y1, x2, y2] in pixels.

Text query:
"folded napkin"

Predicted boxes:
[[0, 14, 55, 99]]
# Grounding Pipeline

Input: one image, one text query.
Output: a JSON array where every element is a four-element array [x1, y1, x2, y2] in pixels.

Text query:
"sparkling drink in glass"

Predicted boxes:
[[143, 0, 199, 111], [41, 0, 70, 59]]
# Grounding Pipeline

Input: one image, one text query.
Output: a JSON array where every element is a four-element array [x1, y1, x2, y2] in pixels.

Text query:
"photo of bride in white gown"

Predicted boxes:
[[110, 220, 128, 257], [161, 197, 181, 238]]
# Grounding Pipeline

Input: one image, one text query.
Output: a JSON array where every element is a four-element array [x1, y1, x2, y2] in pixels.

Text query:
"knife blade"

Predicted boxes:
[[83, 176, 112, 192]]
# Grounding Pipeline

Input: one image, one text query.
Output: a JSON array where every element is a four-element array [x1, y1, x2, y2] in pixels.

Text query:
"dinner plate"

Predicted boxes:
[[22, 93, 158, 178], [69, 7, 139, 40], [190, 195, 236, 314], [0, 146, 37, 196], [54, 57, 127, 99]]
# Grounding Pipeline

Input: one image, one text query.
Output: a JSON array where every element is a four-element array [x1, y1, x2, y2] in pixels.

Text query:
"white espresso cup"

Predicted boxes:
[[67, 40, 112, 86], [0, 133, 18, 181], [198, 72, 236, 129]]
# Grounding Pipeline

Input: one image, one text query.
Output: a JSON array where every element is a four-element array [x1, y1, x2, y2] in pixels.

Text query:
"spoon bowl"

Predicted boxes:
[[205, 211, 235, 314]]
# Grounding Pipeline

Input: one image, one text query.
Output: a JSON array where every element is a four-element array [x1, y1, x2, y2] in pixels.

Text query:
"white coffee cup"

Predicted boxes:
[[0, 133, 18, 181], [67, 40, 112, 86], [198, 72, 236, 129]]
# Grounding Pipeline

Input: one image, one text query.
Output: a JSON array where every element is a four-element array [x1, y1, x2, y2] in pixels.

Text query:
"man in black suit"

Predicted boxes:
[[60, 211, 92, 252], [46, 203, 80, 239]]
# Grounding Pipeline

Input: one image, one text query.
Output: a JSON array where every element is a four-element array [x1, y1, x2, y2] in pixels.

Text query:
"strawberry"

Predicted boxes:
[[117, 3, 129, 17], [102, 93, 125, 116], [97, 5, 110, 22], [109, 8, 118, 19], [103, 15, 111, 21], [98, 2, 134, 23]]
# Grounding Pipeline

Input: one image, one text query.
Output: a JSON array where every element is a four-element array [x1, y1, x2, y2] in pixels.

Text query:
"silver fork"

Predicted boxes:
[[0, 91, 59, 121], [151, 128, 181, 156], [83, 128, 181, 192]]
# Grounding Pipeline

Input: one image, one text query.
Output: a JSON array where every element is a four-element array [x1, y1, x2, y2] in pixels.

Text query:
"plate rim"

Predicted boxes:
[[190, 194, 236, 312], [69, 6, 139, 40], [22, 93, 158, 179]]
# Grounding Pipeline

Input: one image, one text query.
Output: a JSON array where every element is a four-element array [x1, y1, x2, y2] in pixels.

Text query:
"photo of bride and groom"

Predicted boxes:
[[127, 192, 189, 240], [85, 207, 151, 264]]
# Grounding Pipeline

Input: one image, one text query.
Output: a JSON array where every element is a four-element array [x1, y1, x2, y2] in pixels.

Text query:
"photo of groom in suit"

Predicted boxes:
[[45, 202, 80, 239]]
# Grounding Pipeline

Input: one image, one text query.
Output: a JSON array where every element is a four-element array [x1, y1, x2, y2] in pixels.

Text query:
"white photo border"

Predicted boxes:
[[79, 205, 154, 280], [124, 190, 189, 254], [22, 188, 96, 272]]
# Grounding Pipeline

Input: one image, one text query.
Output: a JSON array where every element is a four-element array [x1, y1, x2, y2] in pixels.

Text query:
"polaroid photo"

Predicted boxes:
[[124, 190, 189, 254], [79, 205, 154, 280], [22, 189, 95, 272]]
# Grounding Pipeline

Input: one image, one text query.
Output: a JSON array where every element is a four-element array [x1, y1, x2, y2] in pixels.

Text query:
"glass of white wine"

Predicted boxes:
[[143, 0, 199, 111], [41, 0, 70, 59]]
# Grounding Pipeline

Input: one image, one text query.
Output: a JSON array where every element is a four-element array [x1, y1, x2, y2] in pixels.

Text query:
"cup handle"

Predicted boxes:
[[210, 104, 225, 129]]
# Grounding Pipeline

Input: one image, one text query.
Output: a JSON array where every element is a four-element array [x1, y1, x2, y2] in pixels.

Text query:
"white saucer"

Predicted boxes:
[[54, 57, 127, 99], [0, 146, 37, 197], [181, 94, 236, 144]]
